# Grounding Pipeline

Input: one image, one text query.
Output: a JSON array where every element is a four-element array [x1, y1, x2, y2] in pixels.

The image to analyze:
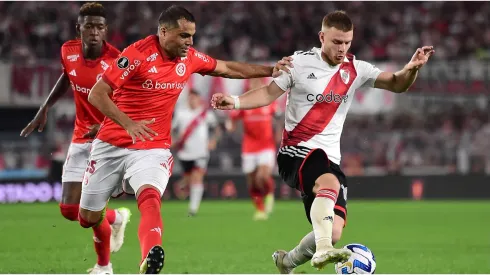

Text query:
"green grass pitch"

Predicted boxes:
[[0, 200, 488, 274]]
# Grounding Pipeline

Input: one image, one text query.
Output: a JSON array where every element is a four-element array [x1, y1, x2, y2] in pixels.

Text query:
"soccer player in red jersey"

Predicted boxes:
[[226, 78, 281, 221], [79, 5, 292, 274], [20, 3, 131, 274]]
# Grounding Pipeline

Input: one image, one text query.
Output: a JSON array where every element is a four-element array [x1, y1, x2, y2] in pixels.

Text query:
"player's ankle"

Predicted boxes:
[[315, 239, 333, 251]]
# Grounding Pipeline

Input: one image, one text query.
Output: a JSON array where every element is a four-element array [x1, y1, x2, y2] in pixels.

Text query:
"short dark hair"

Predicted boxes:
[[322, 10, 353, 32], [158, 5, 195, 28], [79, 2, 106, 18], [189, 89, 200, 96]]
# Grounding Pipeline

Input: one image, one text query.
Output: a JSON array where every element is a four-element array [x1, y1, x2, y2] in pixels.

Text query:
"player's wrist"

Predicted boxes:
[[230, 95, 240, 109]]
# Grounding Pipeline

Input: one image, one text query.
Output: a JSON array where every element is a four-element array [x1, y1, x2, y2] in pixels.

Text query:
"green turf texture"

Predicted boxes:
[[0, 200, 488, 274]]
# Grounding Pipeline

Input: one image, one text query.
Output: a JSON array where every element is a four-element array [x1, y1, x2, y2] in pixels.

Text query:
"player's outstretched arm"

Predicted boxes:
[[88, 79, 158, 143], [212, 81, 286, 111], [374, 46, 435, 93], [208, 58, 293, 79], [20, 73, 71, 137]]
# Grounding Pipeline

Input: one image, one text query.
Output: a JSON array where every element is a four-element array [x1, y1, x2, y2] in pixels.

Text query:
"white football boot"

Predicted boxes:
[[110, 207, 132, 253], [272, 250, 295, 274], [87, 263, 113, 274], [311, 247, 351, 270]]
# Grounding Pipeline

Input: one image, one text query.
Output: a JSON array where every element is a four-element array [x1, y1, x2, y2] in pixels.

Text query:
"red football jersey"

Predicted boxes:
[[98, 35, 217, 149], [230, 101, 278, 153], [60, 39, 120, 143]]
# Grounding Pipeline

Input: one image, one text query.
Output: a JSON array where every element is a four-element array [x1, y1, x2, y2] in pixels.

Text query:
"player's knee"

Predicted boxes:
[[137, 186, 162, 211], [313, 173, 340, 194], [78, 208, 103, 228], [59, 203, 79, 221], [190, 170, 204, 183]]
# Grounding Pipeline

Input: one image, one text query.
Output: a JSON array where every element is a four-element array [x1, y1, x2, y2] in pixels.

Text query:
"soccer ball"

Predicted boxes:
[[334, 243, 376, 274]]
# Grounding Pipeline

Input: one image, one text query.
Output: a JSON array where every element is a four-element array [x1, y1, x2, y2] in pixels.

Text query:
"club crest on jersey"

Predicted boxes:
[[67, 54, 79, 62], [117, 57, 130, 69], [340, 69, 350, 84], [176, 63, 186, 77]]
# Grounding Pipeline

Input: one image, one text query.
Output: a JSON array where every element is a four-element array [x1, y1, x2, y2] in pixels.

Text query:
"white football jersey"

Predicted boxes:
[[172, 107, 218, 160], [273, 47, 382, 164]]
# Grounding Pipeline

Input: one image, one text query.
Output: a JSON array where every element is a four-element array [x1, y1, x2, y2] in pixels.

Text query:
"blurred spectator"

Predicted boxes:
[[0, 1, 489, 62]]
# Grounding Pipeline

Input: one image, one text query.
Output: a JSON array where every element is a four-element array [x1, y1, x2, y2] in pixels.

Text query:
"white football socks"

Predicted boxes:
[[282, 231, 316, 268], [310, 188, 338, 251], [189, 182, 204, 213]]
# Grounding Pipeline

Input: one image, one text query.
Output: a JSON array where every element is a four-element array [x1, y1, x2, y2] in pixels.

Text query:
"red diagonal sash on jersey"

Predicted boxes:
[[282, 56, 357, 146], [176, 109, 208, 151]]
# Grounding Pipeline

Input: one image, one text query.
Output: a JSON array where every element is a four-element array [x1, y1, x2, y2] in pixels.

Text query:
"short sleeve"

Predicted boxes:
[[272, 60, 296, 92], [355, 60, 383, 89], [191, 50, 217, 76], [101, 46, 144, 90]]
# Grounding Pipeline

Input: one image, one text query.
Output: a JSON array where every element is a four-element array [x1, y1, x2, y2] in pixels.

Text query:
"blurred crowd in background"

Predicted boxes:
[[1, 1, 490, 63], [0, 1, 489, 178]]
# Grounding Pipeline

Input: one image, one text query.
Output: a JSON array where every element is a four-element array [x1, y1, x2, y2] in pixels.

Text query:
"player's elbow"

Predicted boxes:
[[87, 89, 99, 106], [88, 81, 110, 106]]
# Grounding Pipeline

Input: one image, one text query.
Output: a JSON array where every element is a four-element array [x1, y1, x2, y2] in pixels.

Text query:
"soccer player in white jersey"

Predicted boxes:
[[172, 89, 220, 216], [212, 10, 434, 272]]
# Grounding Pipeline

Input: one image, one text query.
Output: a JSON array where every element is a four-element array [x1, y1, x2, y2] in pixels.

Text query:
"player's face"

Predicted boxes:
[[188, 93, 201, 109], [319, 27, 353, 65], [160, 19, 196, 58], [78, 16, 107, 48]]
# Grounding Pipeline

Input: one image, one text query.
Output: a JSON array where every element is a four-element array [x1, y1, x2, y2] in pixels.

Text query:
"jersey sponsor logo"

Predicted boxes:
[[141, 79, 186, 90], [119, 59, 141, 80], [71, 82, 92, 94], [176, 63, 186, 76], [307, 90, 348, 103], [117, 56, 130, 69], [194, 52, 209, 62], [146, 53, 158, 62], [100, 60, 109, 71], [67, 54, 79, 62]]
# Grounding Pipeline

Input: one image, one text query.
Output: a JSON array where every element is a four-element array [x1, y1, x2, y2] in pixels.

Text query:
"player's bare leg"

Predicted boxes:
[[255, 165, 275, 214], [136, 185, 165, 274], [309, 174, 350, 270], [79, 207, 113, 274], [272, 216, 345, 273], [59, 182, 131, 253], [247, 171, 267, 220], [188, 169, 205, 216]]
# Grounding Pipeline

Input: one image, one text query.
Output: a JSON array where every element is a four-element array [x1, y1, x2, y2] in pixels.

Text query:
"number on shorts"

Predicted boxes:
[[86, 160, 96, 174]]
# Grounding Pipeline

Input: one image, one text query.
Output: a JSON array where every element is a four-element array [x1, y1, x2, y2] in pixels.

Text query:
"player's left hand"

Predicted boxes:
[[406, 46, 435, 71], [272, 56, 294, 78], [211, 93, 235, 110], [82, 124, 100, 139]]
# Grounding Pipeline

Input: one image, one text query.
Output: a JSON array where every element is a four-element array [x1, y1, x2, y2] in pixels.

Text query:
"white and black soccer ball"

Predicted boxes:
[[334, 243, 376, 274]]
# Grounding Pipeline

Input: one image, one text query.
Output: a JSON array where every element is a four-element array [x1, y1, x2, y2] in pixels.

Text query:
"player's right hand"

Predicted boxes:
[[272, 56, 294, 77], [211, 93, 235, 110], [124, 118, 158, 144], [20, 107, 48, 137]]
